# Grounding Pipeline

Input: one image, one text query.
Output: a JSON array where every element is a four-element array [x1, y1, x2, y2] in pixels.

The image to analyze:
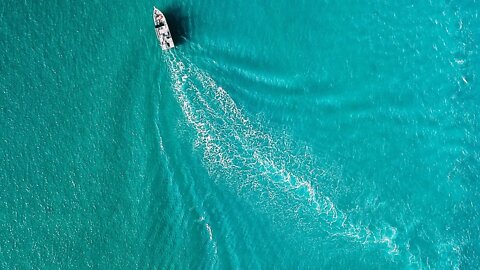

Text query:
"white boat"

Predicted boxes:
[[153, 7, 175, 50]]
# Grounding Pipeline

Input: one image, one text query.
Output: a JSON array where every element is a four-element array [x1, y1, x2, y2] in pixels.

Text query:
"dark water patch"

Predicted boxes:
[[163, 6, 190, 46]]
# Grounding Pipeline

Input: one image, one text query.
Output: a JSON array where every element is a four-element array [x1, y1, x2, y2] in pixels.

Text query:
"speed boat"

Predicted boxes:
[[153, 7, 175, 50]]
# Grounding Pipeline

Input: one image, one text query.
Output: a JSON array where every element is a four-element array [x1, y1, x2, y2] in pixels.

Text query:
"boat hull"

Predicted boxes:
[[153, 7, 175, 50]]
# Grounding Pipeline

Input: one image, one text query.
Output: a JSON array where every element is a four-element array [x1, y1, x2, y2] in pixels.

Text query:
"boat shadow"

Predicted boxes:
[[163, 6, 190, 46]]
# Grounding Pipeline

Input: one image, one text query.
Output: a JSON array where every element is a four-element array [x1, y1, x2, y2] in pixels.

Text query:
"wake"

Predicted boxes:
[[163, 51, 400, 255]]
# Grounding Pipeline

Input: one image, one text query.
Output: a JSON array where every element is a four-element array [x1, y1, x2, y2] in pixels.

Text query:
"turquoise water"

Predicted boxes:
[[1, 0, 479, 269]]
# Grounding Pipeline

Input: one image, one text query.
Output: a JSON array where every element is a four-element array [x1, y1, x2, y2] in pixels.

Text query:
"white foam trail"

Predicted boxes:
[[163, 51, 399, 254], [196, 216, 218, 265]]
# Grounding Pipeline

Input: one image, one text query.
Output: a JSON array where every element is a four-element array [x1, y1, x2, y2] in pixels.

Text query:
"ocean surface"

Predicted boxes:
[[1, 0, 479, 269]]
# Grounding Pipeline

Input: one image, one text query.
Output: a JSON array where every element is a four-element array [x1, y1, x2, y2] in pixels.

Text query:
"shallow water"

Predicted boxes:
[[1, 0, 479, 269]]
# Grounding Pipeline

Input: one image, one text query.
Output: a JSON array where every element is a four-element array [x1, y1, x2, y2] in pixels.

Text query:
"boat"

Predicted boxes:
[[153, 7, 175, 50]]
